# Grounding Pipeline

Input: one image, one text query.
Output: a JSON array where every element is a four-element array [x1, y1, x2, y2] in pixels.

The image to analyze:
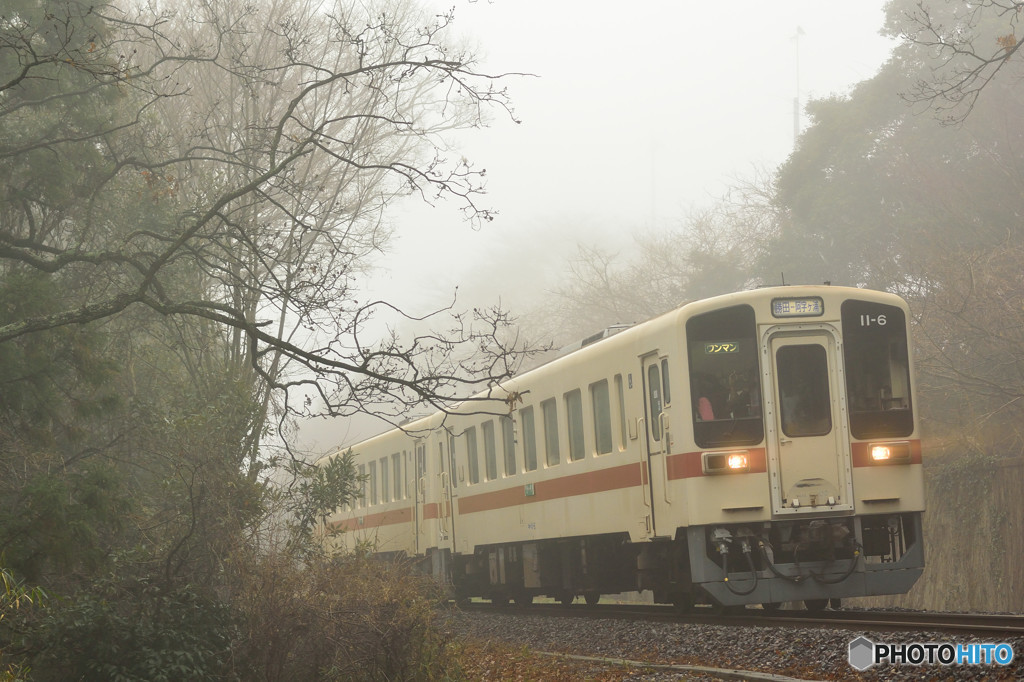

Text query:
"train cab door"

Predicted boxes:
[[765, 331, 854, 515], [641, 352, 674, 538]]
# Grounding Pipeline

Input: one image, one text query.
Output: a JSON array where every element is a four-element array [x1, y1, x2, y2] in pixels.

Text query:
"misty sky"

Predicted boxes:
[[306, 0, 897, 450], [366, 1, 895, 310]]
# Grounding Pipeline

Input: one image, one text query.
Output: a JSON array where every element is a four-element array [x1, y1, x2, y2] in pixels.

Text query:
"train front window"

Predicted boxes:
[[686, 305, 764, 448], [841, 300, 914, 439]]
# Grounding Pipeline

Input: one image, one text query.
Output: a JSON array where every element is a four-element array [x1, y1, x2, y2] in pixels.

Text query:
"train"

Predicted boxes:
[[317, 285, 925, 610]]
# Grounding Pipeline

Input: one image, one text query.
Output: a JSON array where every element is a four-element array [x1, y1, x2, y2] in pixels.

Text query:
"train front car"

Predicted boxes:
[[674, 286, 924, 609]]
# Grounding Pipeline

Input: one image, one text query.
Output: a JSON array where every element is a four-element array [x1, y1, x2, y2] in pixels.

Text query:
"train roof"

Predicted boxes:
[[322, 284, 905, 458]]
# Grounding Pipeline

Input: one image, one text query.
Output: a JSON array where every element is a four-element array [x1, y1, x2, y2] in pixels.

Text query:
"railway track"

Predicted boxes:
[[462, 601, 1024, 638]]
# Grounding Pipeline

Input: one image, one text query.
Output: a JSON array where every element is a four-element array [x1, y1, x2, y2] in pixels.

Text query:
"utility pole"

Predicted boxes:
[[793, 26, 805, 145]]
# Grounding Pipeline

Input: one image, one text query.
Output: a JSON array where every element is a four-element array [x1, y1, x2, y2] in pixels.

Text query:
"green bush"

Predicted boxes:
[[25, 578, 238, 682]]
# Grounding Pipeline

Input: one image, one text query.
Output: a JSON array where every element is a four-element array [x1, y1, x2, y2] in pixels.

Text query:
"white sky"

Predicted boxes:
[[302, 0, 898, 451], [366, 0, 896, 309]]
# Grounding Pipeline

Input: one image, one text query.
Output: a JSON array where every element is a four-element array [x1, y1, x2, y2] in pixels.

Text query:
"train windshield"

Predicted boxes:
[[686, 305, 764, 447], [841, 299, 914, 439]]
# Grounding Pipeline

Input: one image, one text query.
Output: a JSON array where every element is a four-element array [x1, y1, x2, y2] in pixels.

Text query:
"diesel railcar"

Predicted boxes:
[[318, 286, 924, 609]]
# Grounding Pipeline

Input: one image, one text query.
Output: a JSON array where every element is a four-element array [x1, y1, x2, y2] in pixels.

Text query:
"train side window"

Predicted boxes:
[[392, 452, 402, 500], [521, 406, 538, 471], [501, 415, 517, 476], [368, 461, 378, 506], [542, 398, 560, 467], [404, 449, 411, 496], [615, 374, 627, 451], [437, 442, 445, 488], [380, 457, 390, 503], [590, 379, 613, 455], [358, 463, 366, 508], [482, 420, 498, 480], [841, 300, 914, 438], [565, 389, 585, 461], [465, 426, 480, 484], [647, 363, 663, 441], [686, 304, 764, 448], [448, 436, 457, 487]]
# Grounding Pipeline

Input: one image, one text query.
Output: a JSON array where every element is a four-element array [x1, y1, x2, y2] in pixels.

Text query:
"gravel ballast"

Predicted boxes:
[[443, 609, 1024, 681]]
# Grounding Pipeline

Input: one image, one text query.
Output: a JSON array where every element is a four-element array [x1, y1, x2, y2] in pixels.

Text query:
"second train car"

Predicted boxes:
[[319, 285, 925, 609]]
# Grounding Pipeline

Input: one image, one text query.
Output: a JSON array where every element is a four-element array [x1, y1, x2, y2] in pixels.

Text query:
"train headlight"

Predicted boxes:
[[727, 453, 749, 470], [703, 450, 750, 474], [868, 441, 911, 464]]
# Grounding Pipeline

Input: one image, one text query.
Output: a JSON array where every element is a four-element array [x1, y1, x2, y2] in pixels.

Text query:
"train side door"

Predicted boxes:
[[766, 331, 854, 515], [437, 437, 457, 551], [641, 352, 673, 538]]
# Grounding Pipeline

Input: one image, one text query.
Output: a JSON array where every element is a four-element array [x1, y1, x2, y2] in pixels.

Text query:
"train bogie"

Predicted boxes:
[[319, 286, 925, 609]]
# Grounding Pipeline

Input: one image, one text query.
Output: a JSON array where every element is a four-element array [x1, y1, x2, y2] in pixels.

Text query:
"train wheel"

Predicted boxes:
[[514, 593, 534, 607], [559, 593, 575, 607], [492, 596, 511, 607], [803, 599, 828, 612], [829, 598, 842, 610], [583, 592, 600, 607], [673, 593, 694, 613], [761, 602, 781, 613]]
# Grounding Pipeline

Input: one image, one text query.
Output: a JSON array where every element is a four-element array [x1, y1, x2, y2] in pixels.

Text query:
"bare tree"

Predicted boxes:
[[0, 0, 535, 474], [893, 0, 1024, 122], [531, 176, 777, 350]]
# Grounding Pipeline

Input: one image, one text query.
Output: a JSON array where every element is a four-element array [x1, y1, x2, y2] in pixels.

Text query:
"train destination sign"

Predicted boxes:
[[771, 296, 824, 318], [704, 342, 740, 354]]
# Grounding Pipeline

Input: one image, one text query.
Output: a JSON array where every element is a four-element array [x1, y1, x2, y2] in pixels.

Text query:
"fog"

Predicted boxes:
[[300, 0, 896, 451], [365, 1, 895, 312]]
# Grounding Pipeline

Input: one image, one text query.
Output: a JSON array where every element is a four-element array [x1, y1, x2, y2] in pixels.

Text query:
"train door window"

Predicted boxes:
[[647, 363, 663, 441], [465, 426, 480, 484], [392, 452, 402, 500], [501, 416, 517, 476], [661, 358, 672, 405], [615, 374, 627, 451], [841, 300, 914, 438], [565, 389, 585, 461], [448, 435, 457, 487], [777, 345, 832, 437], [590, 379, 613, 455], [368, 461, 378, 506], [686, 304, 764, 448], [380, 457, 390, 503], [358, 464, 366, 508], [541, 398, 560, 467], [521, 406, 538, 471], [482, 420, 498, 480]]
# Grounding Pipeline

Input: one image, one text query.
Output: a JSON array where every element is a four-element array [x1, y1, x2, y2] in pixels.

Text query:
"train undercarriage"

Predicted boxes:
[[441, 512, 924, 610]]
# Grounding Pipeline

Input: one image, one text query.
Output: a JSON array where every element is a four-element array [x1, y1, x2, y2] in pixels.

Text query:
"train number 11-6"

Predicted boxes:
[[860, 313, 887, 327]]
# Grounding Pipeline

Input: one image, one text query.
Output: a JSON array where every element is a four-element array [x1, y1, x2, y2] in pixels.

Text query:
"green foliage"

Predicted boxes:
[[0, 462, 132, 582], [26, 579, 238, 682], [283, 450, 361, 554], [0, 567, 47, 681]]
